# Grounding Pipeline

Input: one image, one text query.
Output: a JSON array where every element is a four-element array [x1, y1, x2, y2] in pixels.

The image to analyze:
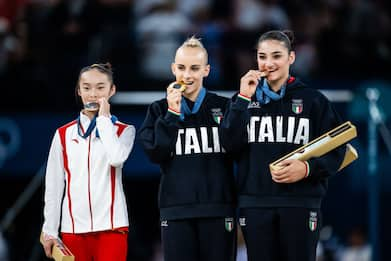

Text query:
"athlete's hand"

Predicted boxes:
[[98, 97, 111, 117], [41, 236, 58, 258], [239, 70, 267, 97], [270, 159, 307, 183], [166, 82, 182, 112]]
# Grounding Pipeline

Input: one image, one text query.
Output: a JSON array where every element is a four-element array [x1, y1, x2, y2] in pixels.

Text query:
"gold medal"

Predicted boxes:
[[172, 81, 186, 92]]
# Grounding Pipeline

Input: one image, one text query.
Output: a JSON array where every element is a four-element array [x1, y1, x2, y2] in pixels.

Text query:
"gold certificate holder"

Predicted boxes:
[[40, 233, 75, 261], [269, 121, 358, 172]]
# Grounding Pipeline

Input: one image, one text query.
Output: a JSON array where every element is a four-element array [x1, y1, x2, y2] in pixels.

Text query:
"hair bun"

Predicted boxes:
[[281, 30, 295, 46]]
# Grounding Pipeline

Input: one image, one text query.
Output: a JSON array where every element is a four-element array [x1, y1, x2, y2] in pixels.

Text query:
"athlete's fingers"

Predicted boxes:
[[279, 159, 295, 166], [167, 90, 182, 110], [272, 170, 295, 183], [167, 88, 182, 98], [98, 97, 110, 117], [253, 70, 265, 79], [246, 75, 259, 85], [273, 176, 291, 183], [42, 239, 56, 258], [241, 73, 260, 84], [272, 174, 289, 183], [243, 70, 260, 80], [272, 160, 307, 183], [172, 91, 182, 99], [270, 163, 291, 176]]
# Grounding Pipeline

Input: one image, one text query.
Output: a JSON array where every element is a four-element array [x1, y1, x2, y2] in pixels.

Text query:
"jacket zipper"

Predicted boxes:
[[87, 135, 94, 230]]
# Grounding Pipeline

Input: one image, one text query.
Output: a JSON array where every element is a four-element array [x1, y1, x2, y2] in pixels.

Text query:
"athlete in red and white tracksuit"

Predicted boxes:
[[41, 63, 135, 261], [42, 113, 135, 259]]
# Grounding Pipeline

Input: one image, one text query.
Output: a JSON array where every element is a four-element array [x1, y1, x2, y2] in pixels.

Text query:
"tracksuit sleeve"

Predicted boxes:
[[139, 102, 181, 164], [96, 116, 136, 168], [42, 131, 65, 239], [307, 95, 346, 180], [220, 94, 251, 153]]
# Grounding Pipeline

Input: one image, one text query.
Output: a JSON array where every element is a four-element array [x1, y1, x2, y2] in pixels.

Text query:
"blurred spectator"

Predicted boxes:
[[46, 0, 99, 61], [0, 18, 12, 75], [192, 5, 228, 87], [0, 231, 9, 261], [135, 0, 192, 87], [87, 0, 136, 89], [44, 0, 100, 107], [0, 8, 29, 112], [23, 0, 54, 59], [337, 226, 372, 261], [230, 0, 291, 85], [0, 0, 26, 76], [286, 2, 324, 80], [0, 0, 389, 102], [0, 0, 26, 25], [176, 0, 211, 20], [133, 0, 164, 18], [290, 41, 318, 80], [233, 0, 290, 31], [88, 0, 133, 59], [316, 0, 391, 79]]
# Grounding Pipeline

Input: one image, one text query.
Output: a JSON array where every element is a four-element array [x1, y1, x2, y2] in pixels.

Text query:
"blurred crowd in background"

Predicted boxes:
[[1, 0, 390, 260], [0, 0, 390, 111]]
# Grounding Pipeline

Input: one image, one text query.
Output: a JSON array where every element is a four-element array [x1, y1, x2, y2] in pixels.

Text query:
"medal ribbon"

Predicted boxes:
[[256, 78, 287, 105], [180, 87, 206, 121], [77, 115, 117, 138]]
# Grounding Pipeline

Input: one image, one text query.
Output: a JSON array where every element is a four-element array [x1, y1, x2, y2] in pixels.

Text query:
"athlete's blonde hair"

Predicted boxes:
[[176, 36, 209, 64]]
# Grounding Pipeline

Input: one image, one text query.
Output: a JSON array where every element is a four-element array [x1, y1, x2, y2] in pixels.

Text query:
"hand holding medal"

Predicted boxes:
[[167, 81, 186, 113], [239, 70, 268, 98]]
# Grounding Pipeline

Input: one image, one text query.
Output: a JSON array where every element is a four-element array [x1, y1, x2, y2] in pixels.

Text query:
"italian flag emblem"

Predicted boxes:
[[225, 218, 234, 232], [309, 211, 317, 231], [292, 99, 303, 114], [214, 115, 223, 124], [309, 220, 317, 231]]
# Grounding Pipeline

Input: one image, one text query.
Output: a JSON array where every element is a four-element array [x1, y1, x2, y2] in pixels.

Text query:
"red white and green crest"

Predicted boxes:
[[214, 115, 223, 124], [309, 211, 317, 231], [225, 217, 234, 232], [211, 108, 223, 124], [292, 99, 303, 114]]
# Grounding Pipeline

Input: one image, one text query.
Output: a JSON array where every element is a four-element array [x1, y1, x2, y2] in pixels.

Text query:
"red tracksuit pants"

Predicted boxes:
[[61, 230, 128, 261]]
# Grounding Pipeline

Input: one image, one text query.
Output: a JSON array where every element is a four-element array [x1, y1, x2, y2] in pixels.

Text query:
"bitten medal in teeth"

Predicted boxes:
[[172, 81, 187, 92], [84, 102, 99, 111]]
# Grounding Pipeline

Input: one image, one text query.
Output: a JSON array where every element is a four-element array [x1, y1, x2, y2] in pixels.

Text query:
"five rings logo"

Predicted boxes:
[[0, 118, 21, 169]]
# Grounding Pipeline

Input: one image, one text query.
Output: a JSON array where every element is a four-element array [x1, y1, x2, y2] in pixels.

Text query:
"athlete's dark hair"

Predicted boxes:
[[257, 30, 295, 52], [78, 63, 114, 85]]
